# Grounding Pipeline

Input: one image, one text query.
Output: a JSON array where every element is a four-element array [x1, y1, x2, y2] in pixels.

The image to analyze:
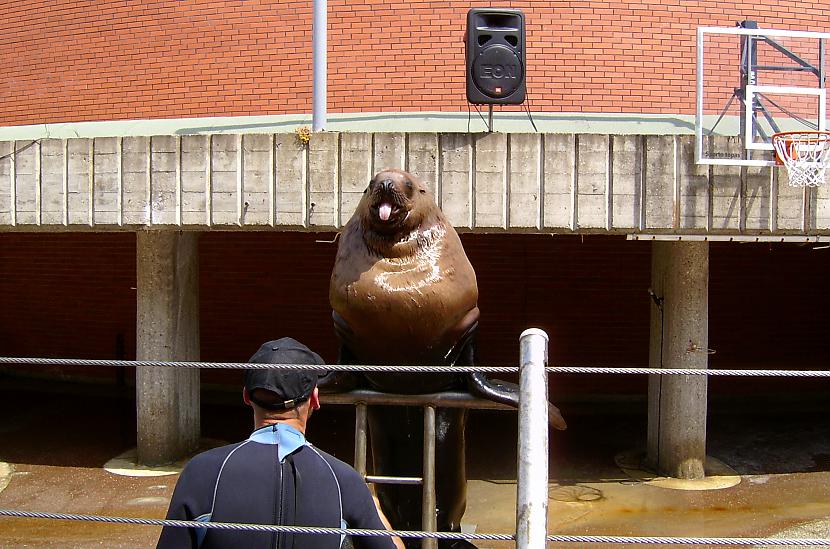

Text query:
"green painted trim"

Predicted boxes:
[[0, 112, 699, 140]]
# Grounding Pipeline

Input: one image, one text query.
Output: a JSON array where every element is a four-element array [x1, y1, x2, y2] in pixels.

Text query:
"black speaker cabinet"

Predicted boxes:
[[465, 8, 526, 105]]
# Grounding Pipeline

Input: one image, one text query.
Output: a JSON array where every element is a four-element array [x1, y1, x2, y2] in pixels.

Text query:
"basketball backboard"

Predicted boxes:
[[696, 24, 830, 167]]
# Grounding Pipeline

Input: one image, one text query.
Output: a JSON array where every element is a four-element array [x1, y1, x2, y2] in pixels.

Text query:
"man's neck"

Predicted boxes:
[[255, 418, 306, 433]]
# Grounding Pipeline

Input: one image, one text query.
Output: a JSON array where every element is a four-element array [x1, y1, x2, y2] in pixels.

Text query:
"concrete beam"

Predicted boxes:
[[136, 230, 200, 465], [646, 240, 709, 479], [1, 133, 826, 236]]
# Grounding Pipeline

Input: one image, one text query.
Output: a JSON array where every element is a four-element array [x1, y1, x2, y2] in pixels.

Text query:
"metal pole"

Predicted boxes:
[[516, 328, 549, 549], [421, 405, 437, 549], [354, 403, 368, 477], [487, 105, 494, 132], [695, 27, 705, 164], [312, 0, 327, 131]]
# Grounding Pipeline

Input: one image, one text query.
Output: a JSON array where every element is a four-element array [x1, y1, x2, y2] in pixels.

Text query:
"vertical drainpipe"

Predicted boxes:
[[312, 0, 327, 131]]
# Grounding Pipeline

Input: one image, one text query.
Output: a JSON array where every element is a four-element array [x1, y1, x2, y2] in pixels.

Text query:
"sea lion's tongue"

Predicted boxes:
[[379, 203, 392, 221]]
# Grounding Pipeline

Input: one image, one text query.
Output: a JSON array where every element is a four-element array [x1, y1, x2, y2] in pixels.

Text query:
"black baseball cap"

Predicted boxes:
[[244, 338, 326, 410]]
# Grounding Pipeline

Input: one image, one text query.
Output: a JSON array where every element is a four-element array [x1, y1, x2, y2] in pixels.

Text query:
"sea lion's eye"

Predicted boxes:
[[420, 189, 426, 194], [405, 180, 413, 190]]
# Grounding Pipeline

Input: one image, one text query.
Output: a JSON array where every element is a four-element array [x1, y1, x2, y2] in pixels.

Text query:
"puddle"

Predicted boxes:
[[549, 484, 604, 502], [0, 461, 12, 494], [615, 449, 741, 490]]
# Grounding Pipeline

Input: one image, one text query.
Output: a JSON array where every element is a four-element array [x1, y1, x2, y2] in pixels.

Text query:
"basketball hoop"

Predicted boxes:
[[771, 131, 830, 187]]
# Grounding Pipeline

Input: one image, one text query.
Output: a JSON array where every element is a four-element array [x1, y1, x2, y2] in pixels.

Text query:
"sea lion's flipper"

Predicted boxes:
[[454, 324, 567, 430], [466, 372, 567, 430]]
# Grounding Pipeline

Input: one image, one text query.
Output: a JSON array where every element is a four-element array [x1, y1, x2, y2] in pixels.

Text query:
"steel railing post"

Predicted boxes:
[[516, 328, 549, 549], [422, 405, 437, 549], [354, 403, 368, 477]]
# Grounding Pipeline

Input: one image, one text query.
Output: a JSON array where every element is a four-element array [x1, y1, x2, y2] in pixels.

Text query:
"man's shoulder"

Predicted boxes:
[[302, 445, 365, 481], [181, 441, 247, 473]]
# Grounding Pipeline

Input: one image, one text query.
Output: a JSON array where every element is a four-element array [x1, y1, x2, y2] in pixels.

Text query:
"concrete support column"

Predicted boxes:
[[646, 241, 709, 479], [136, 230, 200, 465]]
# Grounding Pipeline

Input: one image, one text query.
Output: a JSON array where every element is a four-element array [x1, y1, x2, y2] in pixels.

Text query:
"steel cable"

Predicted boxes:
[[1, 357, 829, 378], [2, 509, 830, 545], [0, 509, 511, 541], [2, 356, 829, 546]]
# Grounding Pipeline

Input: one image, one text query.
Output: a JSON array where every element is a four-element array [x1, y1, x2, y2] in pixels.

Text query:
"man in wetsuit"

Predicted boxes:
[[156, 337, 400, 549]]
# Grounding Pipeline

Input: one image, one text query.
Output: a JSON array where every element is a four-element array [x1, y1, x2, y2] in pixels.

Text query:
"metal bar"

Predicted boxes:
[[354, 403, 368, 477], [323, 390, 513, 409], [366, 475, 422, 485], [516, 329, 549, 549], [758, 37, 820, 75], [312, 0, 327, 131], [754, 65, 818, 72], [751, 96, 782, 136], [696, 27, 705, 165], [698, 27, 830, 40], [421, 405, 437, 549]]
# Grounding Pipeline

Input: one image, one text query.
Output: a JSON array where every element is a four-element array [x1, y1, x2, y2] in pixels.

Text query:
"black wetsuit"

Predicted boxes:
[[156, 423, 396, 549]]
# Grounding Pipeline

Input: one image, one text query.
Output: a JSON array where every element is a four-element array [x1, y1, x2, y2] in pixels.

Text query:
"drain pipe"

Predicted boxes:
[[312, 0, 327, 131], [516, 328, 549, 549]]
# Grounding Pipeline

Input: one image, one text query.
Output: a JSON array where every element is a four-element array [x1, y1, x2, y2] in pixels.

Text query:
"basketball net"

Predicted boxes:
[[772, 131, 830, 187]]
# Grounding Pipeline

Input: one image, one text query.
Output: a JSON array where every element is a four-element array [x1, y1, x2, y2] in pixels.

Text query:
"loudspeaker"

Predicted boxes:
[[465, 8, 526, 105]]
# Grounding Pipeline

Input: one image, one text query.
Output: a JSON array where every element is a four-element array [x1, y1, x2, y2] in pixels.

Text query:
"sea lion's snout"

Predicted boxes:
[[376, 179, 395, 221], [368, 173, 410, 224]]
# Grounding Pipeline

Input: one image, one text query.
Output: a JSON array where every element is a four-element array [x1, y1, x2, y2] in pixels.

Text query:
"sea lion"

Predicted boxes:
[[324, 169, 566, 547]]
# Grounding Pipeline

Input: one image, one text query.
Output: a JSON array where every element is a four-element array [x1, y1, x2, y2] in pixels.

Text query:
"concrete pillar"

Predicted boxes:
[[646, 241, 709, 479], [136, 230, 200, 465]]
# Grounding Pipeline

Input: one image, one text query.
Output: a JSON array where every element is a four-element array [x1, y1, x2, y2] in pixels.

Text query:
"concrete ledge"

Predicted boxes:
[[1, 132, 827, 235]]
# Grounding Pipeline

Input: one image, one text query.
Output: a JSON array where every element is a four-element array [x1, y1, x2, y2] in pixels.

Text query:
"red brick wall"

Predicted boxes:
[[1, 232, 827, 396], [2, 1, 828, 126], [0, 233, 137, 378]]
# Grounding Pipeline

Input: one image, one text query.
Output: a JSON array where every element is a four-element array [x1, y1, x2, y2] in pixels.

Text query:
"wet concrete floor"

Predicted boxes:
[[1, 376, 829, 548]]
